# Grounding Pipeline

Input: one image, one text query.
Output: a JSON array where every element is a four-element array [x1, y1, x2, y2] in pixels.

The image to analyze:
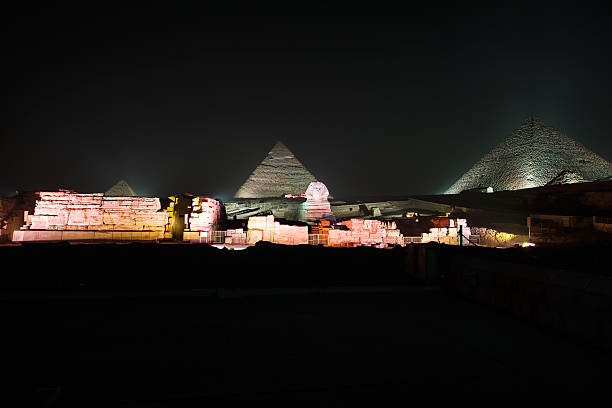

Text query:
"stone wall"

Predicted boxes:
[[188, 197, 222, 232], [325, 219, 403, 247], [593, 217, 612, 233], [247, 215, 309, 245], [17, 191, 167, 238]]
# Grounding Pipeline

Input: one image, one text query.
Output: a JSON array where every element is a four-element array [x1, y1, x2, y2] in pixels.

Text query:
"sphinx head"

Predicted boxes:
[[305, 182, 329, 201]]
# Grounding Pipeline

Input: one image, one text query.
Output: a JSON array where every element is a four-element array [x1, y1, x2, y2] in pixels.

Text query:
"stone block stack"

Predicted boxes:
[[13, 190, 167, 242], [247, 215, 308, 245], [421, 218, 470, 245], [188, 197, 222, 232], [324, 219, 404, 247], [27, 191, 166, 231], [225, 228, 247, 244]]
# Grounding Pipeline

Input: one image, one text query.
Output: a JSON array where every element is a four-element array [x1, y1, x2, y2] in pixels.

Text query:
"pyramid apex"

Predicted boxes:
[[270, 140, 291, 152], [105, 179, 138, 196], [522, 115, 547, 126]]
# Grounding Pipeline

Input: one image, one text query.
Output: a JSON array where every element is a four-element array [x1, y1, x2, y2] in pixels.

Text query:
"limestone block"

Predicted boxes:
[[386, 229, 400, 237], [67, 209, 88, 225], [262, 230, 273, 242], [30, 215, 50, 230], [11, 230, 24, 241], [62, 231, 94, 240], [248, 216, 270, 230], [94, 231, 113, 240], [45, 211, 68, 225], [247, 230, 263, 244], [183, 231, 199, 241], [38, 231, 62, 241]]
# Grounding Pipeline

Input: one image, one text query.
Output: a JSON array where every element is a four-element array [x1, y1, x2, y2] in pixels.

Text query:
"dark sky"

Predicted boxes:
[[3, 3, 612, 201]]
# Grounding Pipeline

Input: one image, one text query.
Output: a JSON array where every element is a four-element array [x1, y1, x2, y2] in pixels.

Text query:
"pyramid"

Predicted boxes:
[[546, 170, 587, 186], [445, 117, 612, 194], [234, 141, 318, 198], [105, 179, 138, 196]]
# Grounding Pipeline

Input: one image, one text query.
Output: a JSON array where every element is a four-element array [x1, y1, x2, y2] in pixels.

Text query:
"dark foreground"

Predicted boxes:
[[5, 289, 611, 405], [3, 242, 612, 404]]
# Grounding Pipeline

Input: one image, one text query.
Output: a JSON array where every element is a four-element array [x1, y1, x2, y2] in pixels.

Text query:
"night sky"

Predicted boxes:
[[3, 3, 612, 201]]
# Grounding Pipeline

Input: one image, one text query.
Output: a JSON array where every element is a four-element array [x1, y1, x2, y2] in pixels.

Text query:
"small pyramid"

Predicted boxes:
[[105, 179, 138, 196], [234, 141, 318, 198], [445, 117, 612, 193], [546, 170, 587, 186]]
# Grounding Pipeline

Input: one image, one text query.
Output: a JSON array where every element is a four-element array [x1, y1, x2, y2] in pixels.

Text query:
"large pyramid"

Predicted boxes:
[[445, 117, 612, 194], [234, 141, 318, 198], [105, 179, 138, 196]]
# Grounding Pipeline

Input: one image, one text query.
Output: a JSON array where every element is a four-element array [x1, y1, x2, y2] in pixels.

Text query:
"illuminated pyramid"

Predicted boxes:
[[234, 141, 318, 198], [105, 179, 138, 196], [445, 117, 612, 193]]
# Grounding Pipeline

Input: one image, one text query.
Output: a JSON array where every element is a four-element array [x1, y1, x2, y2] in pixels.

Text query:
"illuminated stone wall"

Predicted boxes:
[[188, 197, 222, 232], [468, 227, 523, 247], [23, 190, 167, 232], [327, 219, 403, 247], [420, 219, 470, 245], [446, 117, 612, 193], [247, 215, 309, 245]]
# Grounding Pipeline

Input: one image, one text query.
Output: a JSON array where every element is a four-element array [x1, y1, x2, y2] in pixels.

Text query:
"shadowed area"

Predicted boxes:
[[3, 243, 612, 404]]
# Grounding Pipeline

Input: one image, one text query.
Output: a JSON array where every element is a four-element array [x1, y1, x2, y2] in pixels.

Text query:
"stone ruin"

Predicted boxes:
[[234, 141, 319, 198], [181, 197, 225, 242], [420, 218, 470, 245], [246, 215, 309, 245], [187, 197, 223, 232], [12, 190, 168, 242], [446, 117, 612, 193], [322, 219, 403, 247]]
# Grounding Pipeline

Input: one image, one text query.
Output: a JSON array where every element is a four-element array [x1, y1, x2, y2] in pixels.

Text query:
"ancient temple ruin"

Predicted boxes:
[[445, 117, 612, 194], [234, 141, 318, 198], [12, 190, 168, 242]]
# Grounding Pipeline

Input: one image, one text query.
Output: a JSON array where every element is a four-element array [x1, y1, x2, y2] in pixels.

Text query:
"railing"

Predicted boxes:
[[467, 235, 480, 245], [190, 230, 227, 244], [227, 234, 247, 244], [403, 236, 422, 244], [273, 237, 296, 245], [595, 217, 612, 225], [308, 234, 329, 246]]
